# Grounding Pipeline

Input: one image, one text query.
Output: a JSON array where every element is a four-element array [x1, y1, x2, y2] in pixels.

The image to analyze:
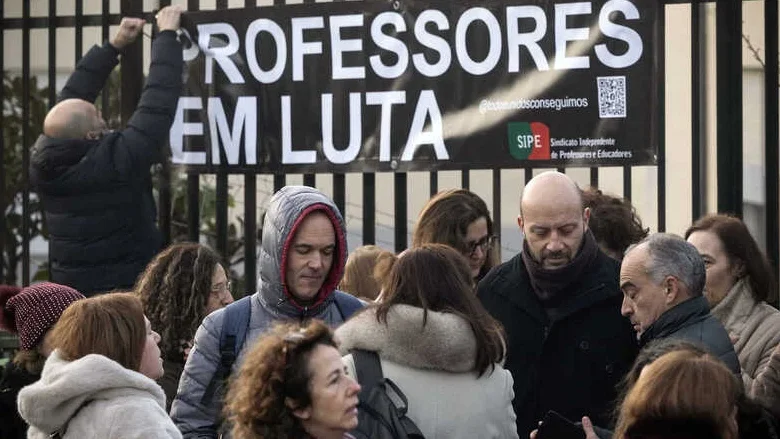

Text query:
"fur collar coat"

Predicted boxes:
[[336, 305, 519, 439]]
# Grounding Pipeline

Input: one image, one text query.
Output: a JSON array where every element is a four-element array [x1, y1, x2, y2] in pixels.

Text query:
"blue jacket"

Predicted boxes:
[[171, 186, 352, 438]]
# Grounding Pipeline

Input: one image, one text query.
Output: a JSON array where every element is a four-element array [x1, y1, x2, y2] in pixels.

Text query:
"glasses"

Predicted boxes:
[[465, 235, 497, 257], [211, 281, 232, 294]]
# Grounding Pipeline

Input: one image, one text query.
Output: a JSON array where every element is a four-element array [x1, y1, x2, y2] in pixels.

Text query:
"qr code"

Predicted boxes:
[[597, 76, 627, 118]]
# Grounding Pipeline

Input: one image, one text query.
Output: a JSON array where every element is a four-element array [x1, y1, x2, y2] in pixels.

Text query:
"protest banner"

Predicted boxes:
[[170, 0, 662, 172]]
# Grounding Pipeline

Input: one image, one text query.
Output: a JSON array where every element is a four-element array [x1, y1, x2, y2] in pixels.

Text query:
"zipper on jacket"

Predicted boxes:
[[300, 306, 309, 323]]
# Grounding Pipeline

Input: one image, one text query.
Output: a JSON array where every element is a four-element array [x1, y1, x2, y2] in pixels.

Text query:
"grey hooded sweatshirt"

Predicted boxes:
[[171, 186, 351, 438]]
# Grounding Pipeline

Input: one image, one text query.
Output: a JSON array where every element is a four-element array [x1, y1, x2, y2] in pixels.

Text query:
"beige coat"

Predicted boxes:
[[336, 305, 519, 439], [711, 278, 780, 412]]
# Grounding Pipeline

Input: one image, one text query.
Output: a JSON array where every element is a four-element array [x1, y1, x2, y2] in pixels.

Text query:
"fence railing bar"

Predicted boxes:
[[429, 171, 438, 196], [462, 169, 470, 189], [21, 0, 31, 285], [492, 169, 502, 261], [244, 173, 257, 295], [363, 173, 376, 245], [0, 1, 5, 282], [764, 0, 779, 298], [589, 167, 598, 188], [1, 15, 123, 29], [623, 166, 632, 201], [715, 0, 743, 216], [394, 173, 407, 253], [333, 173, 346, 219], [657, 2, 668, 232], [691, 0, 704, 221]]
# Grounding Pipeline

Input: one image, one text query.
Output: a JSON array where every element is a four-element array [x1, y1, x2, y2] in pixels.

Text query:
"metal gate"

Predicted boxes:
[[1, 0, 777, 300]]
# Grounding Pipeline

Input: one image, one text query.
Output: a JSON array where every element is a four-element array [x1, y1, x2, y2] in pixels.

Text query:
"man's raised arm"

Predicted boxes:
[[58, 17, 144, 103]]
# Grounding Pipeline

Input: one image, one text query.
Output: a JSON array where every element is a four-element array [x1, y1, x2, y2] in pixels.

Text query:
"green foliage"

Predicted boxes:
[[2, 73, 49, 285]]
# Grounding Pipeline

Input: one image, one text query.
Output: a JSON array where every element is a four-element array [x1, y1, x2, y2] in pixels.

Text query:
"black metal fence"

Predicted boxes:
[[1, 0, 778, 298]]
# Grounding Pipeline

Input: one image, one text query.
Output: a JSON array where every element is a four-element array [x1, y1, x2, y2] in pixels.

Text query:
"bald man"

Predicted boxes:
[[477, 172, 637, 436], [29, 6, 184, 296]]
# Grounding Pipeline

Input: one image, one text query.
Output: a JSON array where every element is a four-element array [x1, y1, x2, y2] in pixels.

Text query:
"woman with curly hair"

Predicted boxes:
[[135, 242, 234, 408], [224, 320, 361, 439], [413, 189, 499, 281]]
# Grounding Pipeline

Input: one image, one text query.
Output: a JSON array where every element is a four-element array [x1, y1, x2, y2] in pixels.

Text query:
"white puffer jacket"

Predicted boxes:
[[17, 350, 181, 439]]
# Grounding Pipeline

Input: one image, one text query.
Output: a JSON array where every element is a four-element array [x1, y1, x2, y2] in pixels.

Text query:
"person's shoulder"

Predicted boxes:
[[482, 253, 525, 283]]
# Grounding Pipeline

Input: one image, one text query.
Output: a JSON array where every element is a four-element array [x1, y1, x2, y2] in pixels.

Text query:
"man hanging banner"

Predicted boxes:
[[170, 0, 661, 173]]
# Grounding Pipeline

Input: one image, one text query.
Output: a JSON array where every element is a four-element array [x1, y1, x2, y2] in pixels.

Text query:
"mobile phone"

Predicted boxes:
[[536, 410, 586, 439]]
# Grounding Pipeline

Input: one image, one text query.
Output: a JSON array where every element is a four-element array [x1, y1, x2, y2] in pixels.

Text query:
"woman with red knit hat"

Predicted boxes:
[[0, 282, 85, 439]]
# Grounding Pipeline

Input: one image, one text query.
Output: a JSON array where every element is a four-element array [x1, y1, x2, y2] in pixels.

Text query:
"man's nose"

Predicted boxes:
[[546, 232, 564, 251], [307, 253, 324, 270], [620, 296, 632, 317]]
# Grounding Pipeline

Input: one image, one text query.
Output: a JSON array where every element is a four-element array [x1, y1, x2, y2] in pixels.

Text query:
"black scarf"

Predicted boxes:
[[522, 229, 600, 304]]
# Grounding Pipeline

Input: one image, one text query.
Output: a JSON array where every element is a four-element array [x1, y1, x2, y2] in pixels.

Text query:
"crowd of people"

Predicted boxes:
[[1, 5, 779, 439]]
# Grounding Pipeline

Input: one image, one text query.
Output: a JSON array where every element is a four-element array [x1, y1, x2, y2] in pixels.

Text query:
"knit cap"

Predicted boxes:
[[0, 282, 85, 350]]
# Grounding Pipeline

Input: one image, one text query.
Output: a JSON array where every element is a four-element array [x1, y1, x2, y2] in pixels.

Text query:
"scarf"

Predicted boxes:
[[521, 229, 600, 304]]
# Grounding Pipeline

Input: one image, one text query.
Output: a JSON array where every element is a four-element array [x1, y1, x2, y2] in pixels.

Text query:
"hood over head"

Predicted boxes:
[[257, 186, 347, 316]]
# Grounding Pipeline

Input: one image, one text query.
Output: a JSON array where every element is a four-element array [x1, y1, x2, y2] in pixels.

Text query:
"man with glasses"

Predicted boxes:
[[29, 6, 184, 296], [477, 171, 638, 437]]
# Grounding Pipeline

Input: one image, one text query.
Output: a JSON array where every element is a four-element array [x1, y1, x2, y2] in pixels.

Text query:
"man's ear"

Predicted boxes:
[[286, 397, 311, 421], [663, 276, 681, 305], [582, 207, 591, 228], [517, 215, 524, 230]]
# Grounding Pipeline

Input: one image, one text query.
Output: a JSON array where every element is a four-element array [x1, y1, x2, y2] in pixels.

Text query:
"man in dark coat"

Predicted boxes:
[[620, 233, 741, 374], [29, 6, 184, 296], [477, 171, 638, 437]]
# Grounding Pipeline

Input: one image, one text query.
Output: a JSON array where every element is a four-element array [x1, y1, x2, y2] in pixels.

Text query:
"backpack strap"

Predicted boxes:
[[201, 295, 252, 405], [351, 349, 383, 392], [333, 291, 364, 321]]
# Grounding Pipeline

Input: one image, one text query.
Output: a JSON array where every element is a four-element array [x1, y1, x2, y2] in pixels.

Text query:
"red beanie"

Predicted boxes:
[[0, 282, 85, 350]]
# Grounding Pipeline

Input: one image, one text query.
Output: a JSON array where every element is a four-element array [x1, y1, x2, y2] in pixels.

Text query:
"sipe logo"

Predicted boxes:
[[507, 122, 550, 160]]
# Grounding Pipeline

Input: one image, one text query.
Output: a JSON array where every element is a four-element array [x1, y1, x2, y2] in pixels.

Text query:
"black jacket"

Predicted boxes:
[[640, 295, 741, 374], [30, 32, 182, 296], [478, 251, 638, 437], [0, 362, 39, 439]]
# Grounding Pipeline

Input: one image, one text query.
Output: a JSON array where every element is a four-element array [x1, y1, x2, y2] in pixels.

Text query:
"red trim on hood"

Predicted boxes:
[[280, 204, 346, 310]]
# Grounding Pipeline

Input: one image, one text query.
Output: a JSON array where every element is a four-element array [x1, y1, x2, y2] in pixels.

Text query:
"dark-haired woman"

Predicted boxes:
[[686, 214, 780, 415], [335, 244, 518, 439], [136, 242, 234, 408], [413, 189, 499, 281], [224, 320, 361, 439]]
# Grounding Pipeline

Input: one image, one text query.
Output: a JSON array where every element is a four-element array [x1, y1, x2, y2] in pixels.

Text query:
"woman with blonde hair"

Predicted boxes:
[[339, 245, 395, 301], [614, 349, 740, 439], [224, 320, 361, 439], [413, 189, 498, 281], [16, 292, 181, 438]]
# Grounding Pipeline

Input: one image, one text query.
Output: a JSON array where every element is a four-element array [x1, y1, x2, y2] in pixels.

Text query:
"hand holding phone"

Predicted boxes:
[[535, 411, 586, 439]]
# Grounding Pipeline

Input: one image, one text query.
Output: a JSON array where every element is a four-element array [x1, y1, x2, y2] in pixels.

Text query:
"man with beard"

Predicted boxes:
[[478, 171, 638, 436]]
